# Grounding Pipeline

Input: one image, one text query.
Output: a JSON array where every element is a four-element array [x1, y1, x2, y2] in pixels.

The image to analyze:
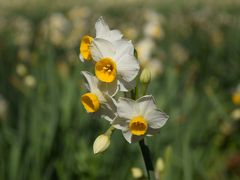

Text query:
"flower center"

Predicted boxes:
[[80, 35, 93, 60], [81, 93, 100, 113], [95, 58, 117, 83], [129, 116, 148, 136]]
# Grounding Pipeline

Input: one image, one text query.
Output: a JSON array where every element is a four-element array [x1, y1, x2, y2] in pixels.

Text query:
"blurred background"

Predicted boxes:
[[0, 0, 240, 179]]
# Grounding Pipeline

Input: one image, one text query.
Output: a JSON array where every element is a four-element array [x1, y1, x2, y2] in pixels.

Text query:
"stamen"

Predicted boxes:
[[95, 58, 117, 83], [129, 116, 148, 136]]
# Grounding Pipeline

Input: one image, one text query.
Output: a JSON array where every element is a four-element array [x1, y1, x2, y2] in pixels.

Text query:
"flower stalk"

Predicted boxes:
[[139, 139, 156, 180], [79, 17, 168, 180]]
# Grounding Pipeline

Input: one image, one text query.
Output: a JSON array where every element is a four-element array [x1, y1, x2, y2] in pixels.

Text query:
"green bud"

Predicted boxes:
[[140, 68, 151, 84]]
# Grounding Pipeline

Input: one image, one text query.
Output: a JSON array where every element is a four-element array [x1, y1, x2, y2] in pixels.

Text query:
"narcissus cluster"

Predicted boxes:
[[79, 17, 169, 154]]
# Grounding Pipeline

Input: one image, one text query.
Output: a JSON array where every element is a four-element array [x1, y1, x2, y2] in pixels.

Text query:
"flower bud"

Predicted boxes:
[[156, 158, 164, 172], [131, 167, 143, 179], [93, 134, 110, 154], [140, 68, 151, 84]]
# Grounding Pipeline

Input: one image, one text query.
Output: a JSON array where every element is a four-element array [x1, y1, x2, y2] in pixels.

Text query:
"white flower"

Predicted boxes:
[[136, 38, 163, 79], [79, 17, 123, 61], [144, 21, 164, 39], [112, 95, 169, 143], [136, 38, 155, 66], [144, 10, 165, 39], [90, 39, 140, 91], [81, 71, 117, 122]]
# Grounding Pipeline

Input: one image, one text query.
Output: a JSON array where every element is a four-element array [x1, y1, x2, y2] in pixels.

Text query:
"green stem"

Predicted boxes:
[[142, 83, 149, 96], [139, 139, 156, 180], [105, 126, 115, 136]]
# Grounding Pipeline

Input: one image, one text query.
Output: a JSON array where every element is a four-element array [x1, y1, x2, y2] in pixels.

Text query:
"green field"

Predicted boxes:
[[0, 0, 240, 179]]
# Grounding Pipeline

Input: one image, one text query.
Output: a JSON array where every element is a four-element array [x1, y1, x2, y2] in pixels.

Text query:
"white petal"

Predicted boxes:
[[113, 40, 134, 60], [146, 127, 161, 136], [118, 77, 136, 92], [79, 54, 84, 62], [136, 95, 157, 117], [81, 71, 98, 92], [95, 95, 117, 122], [90, 39, 115, 61], [117, 54, 140, 82], [109, 30, 123, 41], [95, 17, 110, 39], [122, 129, 132, 143], [123, 129, 145, 143], [146, 109, 169, 129], [98, 79, 119, 96], [136, 95, 169, 130], [131, 135, 145, 143], [112, 116, 128, 130], [117, 97, 137, 119], [95, 17, 123, 42], [99, 105, 116, 122], [103, 94, 117, 113]]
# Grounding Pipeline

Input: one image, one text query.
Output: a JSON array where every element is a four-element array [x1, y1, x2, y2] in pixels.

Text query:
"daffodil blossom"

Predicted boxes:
[[81, 71, 117, 122], [79, 17, 123, 62], [90, 38, 140, 91], [112, 95, 169, 143]]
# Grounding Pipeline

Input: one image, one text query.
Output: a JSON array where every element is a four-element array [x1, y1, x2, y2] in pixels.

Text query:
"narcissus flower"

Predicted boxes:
[[79, 17, 123, 61], [112, 95, 169, 143], [81, 71, 117, 122], [90, 39, 140, 91]]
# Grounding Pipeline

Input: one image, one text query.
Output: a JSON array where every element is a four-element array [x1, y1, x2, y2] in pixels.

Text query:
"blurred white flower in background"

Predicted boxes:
[[136, 38, 155, 66], [231, 108, 240, 121], [24, 75, 36, 88], [16, 64, 28, 77], [131, 167, 143, 179], [11, 16, 33, 47], [0, 95, 8, 121], [66, 6, 90, 48], [144, 10, 165, 39], [40, 13, 71, 47], [68, 6, 91, 20], [136, 38, 163, 79], [123, 26, 139, 40]]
